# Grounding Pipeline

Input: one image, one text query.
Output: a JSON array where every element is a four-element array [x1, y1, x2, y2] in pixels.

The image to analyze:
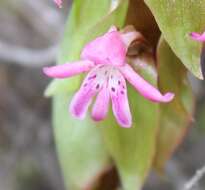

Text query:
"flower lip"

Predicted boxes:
[[91, 83, 110, 122]]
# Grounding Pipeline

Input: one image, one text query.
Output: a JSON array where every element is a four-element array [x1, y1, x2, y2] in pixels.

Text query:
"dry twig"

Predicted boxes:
[[0, 42, 58, 67], [184, 165, 205, 190]]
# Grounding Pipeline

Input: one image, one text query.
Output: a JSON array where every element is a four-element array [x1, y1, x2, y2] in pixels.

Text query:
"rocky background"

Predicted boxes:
[[0, 0, 205, 190]]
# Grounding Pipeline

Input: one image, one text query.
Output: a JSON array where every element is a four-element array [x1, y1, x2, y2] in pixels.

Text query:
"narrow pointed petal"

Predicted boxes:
[[190, 31, 205, 42], [43, 60, 94, 78], [109, 69, 132, 128], [120, 64, 174, 103], [91, 84, 110, 121], [54, 0, 62, 8], [69, 66, 107, 119]]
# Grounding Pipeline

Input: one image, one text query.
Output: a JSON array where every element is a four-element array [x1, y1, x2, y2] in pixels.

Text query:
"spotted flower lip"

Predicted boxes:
[[43, 26, 174, 128], [54, 0, 62, 8], [190, 31, 205, 42]]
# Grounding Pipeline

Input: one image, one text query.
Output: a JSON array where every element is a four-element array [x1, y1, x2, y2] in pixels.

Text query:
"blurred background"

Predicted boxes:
[[0, 0, 205, 190]]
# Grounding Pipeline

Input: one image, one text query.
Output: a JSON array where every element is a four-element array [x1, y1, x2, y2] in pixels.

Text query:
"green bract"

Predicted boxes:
[[154, 37, 194, 170], [145, 0, 205, 79]]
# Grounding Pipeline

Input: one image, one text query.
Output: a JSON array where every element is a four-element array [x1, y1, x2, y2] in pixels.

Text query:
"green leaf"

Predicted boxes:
[[154, 37, 194, 171], [52, 0, 129, 189], [53, 95, 109, 189], [45, 76, 80, 97], [99, 67, 159, 190], [144, 0, 205, 79]]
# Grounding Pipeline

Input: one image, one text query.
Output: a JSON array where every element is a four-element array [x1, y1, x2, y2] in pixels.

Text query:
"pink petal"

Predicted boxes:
[[43, 60, 94, 78], [69, 87, 95, 119], [91, 84, 110, 121], [120, 64, 174, 103], [54, 0, 62, 8], [69, 66, 107, 119], [81, 29, 126, 66], [109, 69, 132, 128], [190, 31, 205, 42]]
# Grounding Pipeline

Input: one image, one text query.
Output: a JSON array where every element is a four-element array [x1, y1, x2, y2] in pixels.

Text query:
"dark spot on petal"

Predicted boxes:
[[120, 91, 124, 95], [110, 75, 113, 79], [104, 71, 108, 75], [83, 83, 87, 87], [122, 85, 125, 89], [88, 74, 97, 80], [111, 87, 115, 92], [118, 81, 121, 85], [96, 84, 100, 89]]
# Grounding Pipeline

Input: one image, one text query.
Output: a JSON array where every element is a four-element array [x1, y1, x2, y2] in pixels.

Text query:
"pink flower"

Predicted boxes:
[[190, 31, 205, 42], [54, 0, 62, 8], [43, 26, 174, 128]]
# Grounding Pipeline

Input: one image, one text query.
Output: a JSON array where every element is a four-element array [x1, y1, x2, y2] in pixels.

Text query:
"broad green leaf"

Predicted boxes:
[[86, 0, 129, 40], [154, 38, 194, 171], [53, 95, 109, 190], [144, 0, 205, 79], [45, 76, 80, 97], [99, 67, 159, 190], [52, 0, 129, 189], [46, 0, 128, 96]]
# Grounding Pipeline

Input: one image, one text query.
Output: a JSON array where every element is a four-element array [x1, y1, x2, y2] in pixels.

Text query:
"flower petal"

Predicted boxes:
[[109, 68, 132, 128], [120, 64, 174, 103], [190, 31, 205, 42], [81, 29, 126, 66], [91, 84, 110, 121], [69, 66, 107, 119], [43, 60, 94, 78], [54, 0, 62, 8]]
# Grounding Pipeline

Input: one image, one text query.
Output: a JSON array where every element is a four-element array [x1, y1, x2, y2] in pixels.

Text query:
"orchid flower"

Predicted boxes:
[[54, 0, 62, 8], [190, 31, 205, 42], [43, 26, 174, 128]]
